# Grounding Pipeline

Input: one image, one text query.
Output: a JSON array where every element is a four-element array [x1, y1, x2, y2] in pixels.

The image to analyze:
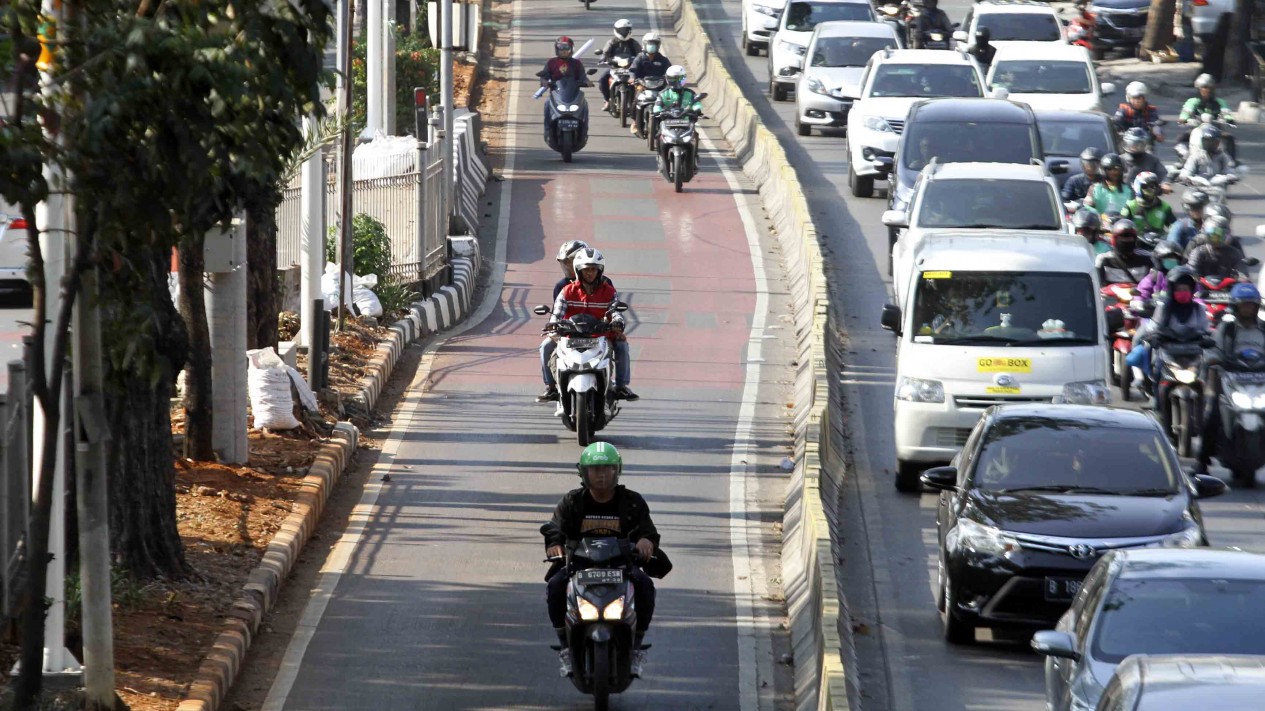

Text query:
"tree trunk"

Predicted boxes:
[[1206, 14, 1232, 81], [246, 208, 279, 352], [178, 237, 214, 461], [1224, 0, 1255, 85], [106, 248, 190, 579], [1142, 0, 1176, 56]]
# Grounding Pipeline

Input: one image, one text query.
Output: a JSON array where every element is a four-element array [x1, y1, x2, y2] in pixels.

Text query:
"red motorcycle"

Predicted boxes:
[[1101, 283, 1145, 400], [1198, 275, 1239, 324], [1067, 1, 1096, 56]]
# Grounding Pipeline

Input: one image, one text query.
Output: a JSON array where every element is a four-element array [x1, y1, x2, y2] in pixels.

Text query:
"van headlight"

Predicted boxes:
[[863, 116, 893, 132], [578, 598, 600, 621], [1061, 380, 1111, 405], [896, 377, 944, 403]]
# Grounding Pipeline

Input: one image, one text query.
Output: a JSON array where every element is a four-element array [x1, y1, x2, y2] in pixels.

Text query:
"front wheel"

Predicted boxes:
[[673, 151, 685, 193], [591, 640, 610, 711], [849, 163, 874, 198], [619, 91, 629, 129], [1174, 396, 1194, 458], [561, 131, 575, 163], [942, 578, 974, 645], [575, 392, 593, 446]]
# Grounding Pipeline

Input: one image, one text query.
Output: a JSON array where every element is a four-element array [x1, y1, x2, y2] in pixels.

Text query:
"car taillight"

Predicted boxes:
[[1193, 0, 1208, 5], [7, 218, 26, 230]]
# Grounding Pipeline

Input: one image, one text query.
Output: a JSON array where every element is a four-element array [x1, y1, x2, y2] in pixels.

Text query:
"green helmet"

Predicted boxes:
[[577, 442, 623, 485]]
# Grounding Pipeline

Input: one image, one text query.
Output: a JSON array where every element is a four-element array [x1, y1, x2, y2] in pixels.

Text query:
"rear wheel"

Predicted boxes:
[[673, 152, 685, 193], [745, 38, 761, 57], [584, 0, 592, 9], [771, 80, 788, 102], [591, 640, 610, 710], [576, 392, 593, 447], [895, 459, 922, 493], [1116, 350, 1132, 400], [848, 163, 874, 198]]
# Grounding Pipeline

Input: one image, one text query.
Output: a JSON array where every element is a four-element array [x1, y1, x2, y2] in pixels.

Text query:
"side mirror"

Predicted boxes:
[[952, 30, 968, 43], [1244, 256, 1263, 268], [613, 301, 629, 312], [1256, 224, 1265, 238], [586, 68, 599, 76], [533, 304, 552, 316], [1239, 164, 1253, 175], [698, 93, 709, 100], [1105, 307, 1125, 333], [763, 19, 779, 30], [881, 209, 908, 228], [1049, 160, 1069, 175], [1031, 630, 1080, 661], [880, 303, 902, 333], [920, 466, 958, 491], [594, 48, 604, 55], [1101, 82, 1117, 95], [990, 87, 1010, 100], [535, 70, 548, 78], [1192, 473, 1229, 499]]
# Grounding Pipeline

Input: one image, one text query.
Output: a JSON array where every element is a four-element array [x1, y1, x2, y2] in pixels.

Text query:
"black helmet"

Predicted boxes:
[[1100, 152, 1123, 172], [1182, 189, 1210, 210], [975, 27, 991, 43], [1167, 265, 1198, 290], [1079, 146, 1102, 164], [1201, 125, 1223, 153], [1071, 207, 1101, 231], [1151, 241, 1183, 272]]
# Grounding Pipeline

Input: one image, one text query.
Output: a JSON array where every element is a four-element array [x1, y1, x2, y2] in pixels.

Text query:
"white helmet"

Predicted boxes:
[[556, 239, 589, 262], [666, 65, 686, 88], [1195, 73, 1216, 90], [1125, 81, 1147, 99], [643, 31, 661, 52], [572, 248, 606, 279], [614, 19, 632, 39]]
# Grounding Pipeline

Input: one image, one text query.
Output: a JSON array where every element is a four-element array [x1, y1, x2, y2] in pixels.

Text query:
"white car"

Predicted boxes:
[[986, 44, 1116, 112], [0, 211, 29, 288], [844, 49, 985, 198], [1189, 0, 1232, 47], [742, 0, 789, 56], [885, 162, 1066, 306], [766, 0, 877, 102], [795, 21, 901, 136], [953, 0, 1067, 52]]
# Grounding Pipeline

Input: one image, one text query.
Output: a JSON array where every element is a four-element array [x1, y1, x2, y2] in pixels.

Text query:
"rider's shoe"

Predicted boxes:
[[630, 647, 648, 678], [537, 385, 560, 402], [558, 648, 574, 677], [613, 386, 639, 401]]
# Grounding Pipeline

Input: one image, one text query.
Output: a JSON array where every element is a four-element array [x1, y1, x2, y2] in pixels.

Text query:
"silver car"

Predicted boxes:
[[1034, 549, 1265, 711], [794, 21, 901, 136], [1096, 654, 1265, 711]]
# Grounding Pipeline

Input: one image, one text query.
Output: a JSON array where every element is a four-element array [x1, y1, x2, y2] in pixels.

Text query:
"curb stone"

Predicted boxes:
[[176, 246, 486, 710]]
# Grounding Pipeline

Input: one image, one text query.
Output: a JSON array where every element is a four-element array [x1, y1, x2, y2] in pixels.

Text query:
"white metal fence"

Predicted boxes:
[[0, 353, 30, 620]]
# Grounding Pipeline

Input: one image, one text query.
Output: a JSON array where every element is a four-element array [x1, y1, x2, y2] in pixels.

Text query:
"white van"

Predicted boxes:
[[880, 232, 1122, 492]]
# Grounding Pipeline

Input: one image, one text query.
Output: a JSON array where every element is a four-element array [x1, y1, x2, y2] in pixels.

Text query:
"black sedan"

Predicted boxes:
[[1035, 109, 1119, 189], [922, 404, 1227, 645]]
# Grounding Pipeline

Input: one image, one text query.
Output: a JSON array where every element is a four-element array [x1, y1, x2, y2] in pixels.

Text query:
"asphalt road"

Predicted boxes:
[[687, 1, 1265, 709], [257, 1, 794, 709]]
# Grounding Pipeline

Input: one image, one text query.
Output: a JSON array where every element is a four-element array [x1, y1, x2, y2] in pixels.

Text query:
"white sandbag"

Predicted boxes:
[[247, 347, 300, 430], [285, 365, 320, 412], [351, 273, 383, 317], [321, 262, 355, 311], [353, 134, 419, 178]]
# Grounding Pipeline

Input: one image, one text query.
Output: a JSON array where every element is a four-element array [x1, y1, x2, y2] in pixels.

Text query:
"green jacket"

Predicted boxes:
[[654, 87, 702, 114], [1086, 182, 1133, 215], [1120, 199, 1176, 233], [1180, 96, 1233, 124]]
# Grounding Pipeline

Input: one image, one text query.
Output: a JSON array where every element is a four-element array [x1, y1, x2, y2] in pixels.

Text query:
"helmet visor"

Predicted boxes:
[[646, 40, 660, 53], [616, 27, 632, 38]]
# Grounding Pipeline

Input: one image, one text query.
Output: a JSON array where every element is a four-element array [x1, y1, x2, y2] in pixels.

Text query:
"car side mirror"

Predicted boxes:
[[763, 18, 779, 30], [1105, 307, 1125, 333], [1101, 82, 1117, 95], [952, 30, 968, 43], [920, 466, 958, 491], [1031, 630, 1080, 661], [881, 209, 908, 228], [533, 304, 551, 316], [990, 87, 1010, 100], [952, 21, 961, 28], [880, 303, 902, 334], [1049, 160, 1069, 174], [613, 301, 629, 312], [1192, 473, 1229, 499]]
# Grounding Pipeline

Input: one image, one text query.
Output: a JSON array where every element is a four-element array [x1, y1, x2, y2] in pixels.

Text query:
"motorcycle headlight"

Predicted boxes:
[[1061, 380, 1111, 405], [578, 598, 600, 621], [779, 40, 806, 57], [806, 76, 828, 95], [568, 104, 581, 112], [896, 377, 944, 403], [753, 3, 778, 16], [864, 115, 893, 132], [603, 598, 625, 620], [556, 103, 569, 112], [1232, 390, 1255, 409], [1172, 368, 1198, 384], [947, 518, 1018, 556]]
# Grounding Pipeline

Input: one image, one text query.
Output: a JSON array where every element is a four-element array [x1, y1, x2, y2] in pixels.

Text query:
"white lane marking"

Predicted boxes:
[[643, 2, 773, 708], [259, 0, 523, 707]]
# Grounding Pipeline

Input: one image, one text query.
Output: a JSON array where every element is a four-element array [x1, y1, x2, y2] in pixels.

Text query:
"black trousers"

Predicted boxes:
[[547, 566, 655, 633], [1198, 368, 1223, 468], [597, 69, 613, 100]]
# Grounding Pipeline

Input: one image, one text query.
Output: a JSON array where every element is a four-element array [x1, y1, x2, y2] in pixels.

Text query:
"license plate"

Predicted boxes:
[[663, 119, 692, 128], [559, 119, 579, 130], [566, 337, 597, 350], [1044, 577, 1082, 602], [576, 568, 623, 585], [1204, 291, 1233, 303]]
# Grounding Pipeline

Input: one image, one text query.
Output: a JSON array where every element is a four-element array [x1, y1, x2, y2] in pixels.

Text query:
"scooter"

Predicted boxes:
[[1066, 1, 1096, 56], [536, 73, 593, 163], [875, 1, 906, 35], [634, 76, 667, 143], [532, 302, 629, 446], [1102, 283, 1147, 400], [913, 28, 951, 50], [1181, 172, 1241, 208], [1213, 346, 1265, 487], [597, 53, 637, 129], [1174, 113, 1238, 165], [546, 537, 646, 710], [1153, 337, 1210, 457], [655, 99, 707, 193]]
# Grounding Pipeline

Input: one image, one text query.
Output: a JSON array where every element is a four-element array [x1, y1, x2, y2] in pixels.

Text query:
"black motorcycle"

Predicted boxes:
[[537, 73, 592, 162], [1213, 348, 1265, 486], [1153, 337, 1210, 457], [634, 75, 667, 144], [655, 100, 706, 193], [547, 537, 645, 711], [598, 55, 636, 129]]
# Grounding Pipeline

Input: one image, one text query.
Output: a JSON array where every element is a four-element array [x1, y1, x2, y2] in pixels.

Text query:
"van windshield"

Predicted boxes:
[[910, 271, 1097, 345], [979, 13, 1062, 42], [784, 2, 873, 31], [916, 179, 1061, 230], [902, 121, 1037, 170]]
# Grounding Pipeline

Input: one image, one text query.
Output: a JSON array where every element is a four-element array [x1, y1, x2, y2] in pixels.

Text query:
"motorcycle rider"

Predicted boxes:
[[1121, 127, 1169, 188], [1167, 189, 1210, 251], [1139, 267, 1210, 406], [1194, 283, 1265, 479], [597, 20, 641, 112], [1178, 124, 1236, 182], [550, 248, 639, 401], [629, 32, 672, 136], [541, 36, 589, 87], [539, 240, 590, 402], [652, 65, 703, 117], [1113, 82, 1162, 138], [1062, 147, 1102, 203], [1127, 243, 1188, 389], [1189, 214, 1243, 278], [1096, 218, 1152, 285], [1072, 207, 1109, 255], [542, 443, 659, 677], [1085, 153, 1134, 215], [910, 0, 954, 48], [1179, 73, 1237, 160], [965, 26, 995, 67], [1121, 172, 1176, 235]]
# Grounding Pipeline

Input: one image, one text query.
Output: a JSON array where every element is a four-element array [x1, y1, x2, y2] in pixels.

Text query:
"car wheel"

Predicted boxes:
[[796, 117, 811, 136], [942, 580, 975, 645], [772, 82, 789, 102], [936, 558, 947, 613], [849, 164, 874, 198], [895, 459, 922, 493]]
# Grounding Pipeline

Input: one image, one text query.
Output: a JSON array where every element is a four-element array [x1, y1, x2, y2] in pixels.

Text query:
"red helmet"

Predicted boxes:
[[555, 36, 574, 58]]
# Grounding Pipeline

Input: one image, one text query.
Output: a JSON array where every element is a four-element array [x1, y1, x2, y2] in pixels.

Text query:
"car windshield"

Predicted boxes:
[[910, 271, 1098, 345], [811, 36, 895, 67], [979, 13, 1063, 42], [972, 420, 1179, 494], [1092, 578, 1265, 664], [992, 60, 1092, 94], [784, 2, 873, 31], [869, 65, 982, 98], [916, 180, 1061, 229], [902, 121, 1037, 170], [1037, 117, 1114, 157]]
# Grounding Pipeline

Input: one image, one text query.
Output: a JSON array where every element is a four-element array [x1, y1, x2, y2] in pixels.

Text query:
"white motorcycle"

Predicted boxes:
[[533, 302, 629, 446]]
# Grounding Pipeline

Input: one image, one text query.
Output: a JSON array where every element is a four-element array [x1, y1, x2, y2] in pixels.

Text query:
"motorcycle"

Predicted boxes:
[[1153, 337, 1210, 457], [532, 302, 629, 446], [1181, 172, 1241, 208], [546, 537, 646, 710], [634, 76, 667, 143], [655, 99, 707, 193], [1199, 275, 1239, 325], [876, 1, 906, 34], [598, 53, 636, 129], [1214, 346, 1265, 486], [1102, 283, 1148, 400], [536, 73, 593, 163], [1067, 3, 1096, 56], [1174, 112, 1238, 164], [915, 29, 951, 50]]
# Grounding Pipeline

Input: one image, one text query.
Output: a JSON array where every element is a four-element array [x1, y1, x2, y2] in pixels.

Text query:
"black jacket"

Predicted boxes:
[[630, 53, 672, 80], [540, 485, 661, 549], [602, 37, 642, 60]]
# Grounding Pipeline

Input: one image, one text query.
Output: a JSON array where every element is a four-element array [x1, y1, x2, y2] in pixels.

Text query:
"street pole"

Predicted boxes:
[[441, 0, 454, 227], [299, 117, 326, 350], [337, 0, 357, 331], [365, 0, 383, 139], [205, 220, 248, 464], [385, 8, 397, 136]]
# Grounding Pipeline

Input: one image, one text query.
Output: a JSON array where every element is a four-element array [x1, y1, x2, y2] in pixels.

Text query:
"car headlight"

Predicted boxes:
[[863, 115, 893, 132], [752, 3, 778, 16], [947, 518, 1018, 556], [896, 376, 944, 403], [1156, 524, 1203, 549], [806, 76, 828, 95], [779, 40, 806, 56], [578, 598, 600, 621], [603, 598, 625, 620], [1061, 380, 1111, 405], [1172, 368, 1198, 384]]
